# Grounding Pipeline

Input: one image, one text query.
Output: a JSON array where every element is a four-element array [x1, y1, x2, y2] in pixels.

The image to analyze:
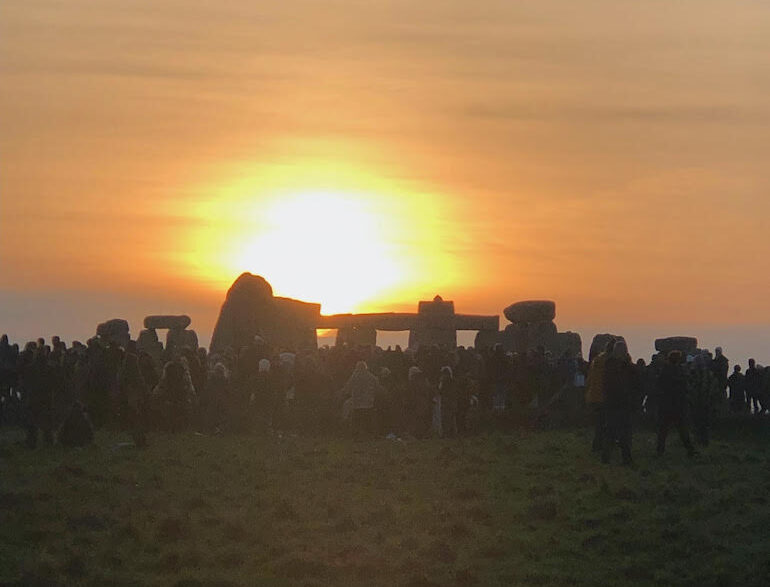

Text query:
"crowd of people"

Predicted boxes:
[[1, 332, 769, 462]]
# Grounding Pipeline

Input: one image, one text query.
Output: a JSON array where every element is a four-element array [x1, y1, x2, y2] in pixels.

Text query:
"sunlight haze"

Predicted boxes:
[[2, 0, 769, 362]]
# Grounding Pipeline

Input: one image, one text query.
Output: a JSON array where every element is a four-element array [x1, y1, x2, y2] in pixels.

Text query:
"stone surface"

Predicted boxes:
[[474, 329, 501, 350], [96, 318, 130, 348], [167, 328, 199, 351], [589, 333, 626, 362], [501, 321, 558, 354], [655, 336, 698, 355], [209, 273, 321, 353], [136, 329, 163, 362], [551, 331, 583, 358], [408, 295, 457, 349], [503, 300, 556, 324], [144, 315, 191, 330]]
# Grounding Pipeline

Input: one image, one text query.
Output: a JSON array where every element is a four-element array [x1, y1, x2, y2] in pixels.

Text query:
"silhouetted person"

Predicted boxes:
[[745, 359, 762, 414], [761, 366, 770, 414], [586, 339, 614, 453], [22, 348, 54, 448], [58, 401, 94, 447], [688, 359, 719, 447], [153, 360, 195, 433], [339, 361, 382, 438], [117, 353, 149, 447], [439, 366, 458, 438], [405, 366, 432, 438], [601, 341, 635, 465], [656, 351, 696, 457], [727, 365, 746, 413], [710, 347, 729, 398]]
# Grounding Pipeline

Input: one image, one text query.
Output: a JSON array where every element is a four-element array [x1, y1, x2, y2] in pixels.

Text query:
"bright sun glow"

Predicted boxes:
[[173, 155, 463, 314], [230, 191, 408, 314]]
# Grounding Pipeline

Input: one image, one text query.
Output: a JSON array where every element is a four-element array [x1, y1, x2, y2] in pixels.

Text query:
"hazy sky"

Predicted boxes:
[[2, 0, 769, 362]]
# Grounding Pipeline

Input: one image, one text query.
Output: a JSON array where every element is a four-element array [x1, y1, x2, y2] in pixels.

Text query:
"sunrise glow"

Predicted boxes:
[[175, 156, 464, 314]]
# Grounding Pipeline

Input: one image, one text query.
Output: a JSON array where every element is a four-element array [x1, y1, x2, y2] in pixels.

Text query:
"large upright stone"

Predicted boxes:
[[552, 331, 583, 359], [136, 328, 163, 362], [96, 319, 130, 348], [167, 328, 199, 352], [210, 273, 320, 353], [474, 329, 501, 350], [500, 321, 558, 353], [589, 333, 626, 362], [408, 295, 457, 349]]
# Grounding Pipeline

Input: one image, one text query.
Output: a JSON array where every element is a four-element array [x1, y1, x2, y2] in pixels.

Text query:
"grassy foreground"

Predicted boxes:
[[2, 423, 770, 587]]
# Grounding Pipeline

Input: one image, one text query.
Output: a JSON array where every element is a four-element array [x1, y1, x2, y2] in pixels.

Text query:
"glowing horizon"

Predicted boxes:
[[2, 0, 770, 363], [168, 155, 466, 314]]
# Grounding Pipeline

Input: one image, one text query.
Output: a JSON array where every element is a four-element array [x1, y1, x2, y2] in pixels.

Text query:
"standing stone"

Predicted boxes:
[[551, 331, 583, 358], [589, 333, 626, 362], [137, 328, 164, 362], [96, 319, 130, 348], [167, 328, 199, 352], [409, 295, 457, 349], [209, 273, 321, 353], [474, 329, 501, 350], [500, 321, 558, 353]]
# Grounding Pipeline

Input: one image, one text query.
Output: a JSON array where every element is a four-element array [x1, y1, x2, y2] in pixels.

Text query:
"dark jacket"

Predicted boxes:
[[603, 356, 635, 410], [657, 362, 688, 415]]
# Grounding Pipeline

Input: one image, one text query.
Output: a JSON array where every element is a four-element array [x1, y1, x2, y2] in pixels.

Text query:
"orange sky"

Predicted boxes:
[[2, 0, 769, 362]]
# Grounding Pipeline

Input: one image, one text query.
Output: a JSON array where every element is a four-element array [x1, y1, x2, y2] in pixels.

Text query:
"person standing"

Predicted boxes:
[[710, 347, 729, 400], [727, 365, 746, 413], [601, 341, 635, 465], [656, 351, 696, 457], [745, 359, 762, 414], [586, 340, 613, 453]]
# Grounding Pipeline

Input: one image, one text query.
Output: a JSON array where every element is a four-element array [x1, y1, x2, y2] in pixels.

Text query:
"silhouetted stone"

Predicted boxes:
[[501, 321, 558, 353], [96, 319, 130, 348], [210, 273, 320, 353], [474, 329, 501, 350], [655, 336, 698, 355], [552, 331, 583, 358], [137, 329, 163, 362], [503, 301, 556, 324], [589, 333, 626, 362], [167, 328, 199, 351], [144, 315, 191, 330], [408, 295, 457, 349]]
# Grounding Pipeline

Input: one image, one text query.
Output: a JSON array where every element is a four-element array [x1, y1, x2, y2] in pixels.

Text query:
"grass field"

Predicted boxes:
[[2, 422, 770, 586]]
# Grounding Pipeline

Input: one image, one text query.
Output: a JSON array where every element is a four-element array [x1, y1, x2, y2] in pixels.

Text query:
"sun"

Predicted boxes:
[[172, 156, 463, 314], [227, 191, 409, 313]]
